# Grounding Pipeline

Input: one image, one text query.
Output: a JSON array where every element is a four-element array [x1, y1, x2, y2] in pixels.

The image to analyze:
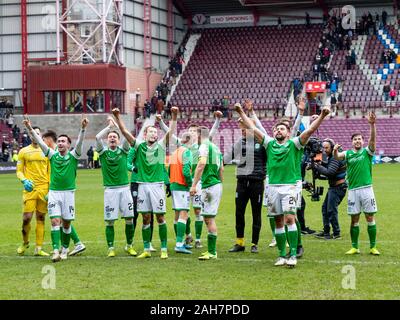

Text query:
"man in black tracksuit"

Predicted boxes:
[[313, 139, 347, 239], [224, 121, 266, 253]]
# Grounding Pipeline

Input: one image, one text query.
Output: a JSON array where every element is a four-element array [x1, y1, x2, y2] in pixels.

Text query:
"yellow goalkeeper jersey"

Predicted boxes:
[[16, 144, 50, 188]]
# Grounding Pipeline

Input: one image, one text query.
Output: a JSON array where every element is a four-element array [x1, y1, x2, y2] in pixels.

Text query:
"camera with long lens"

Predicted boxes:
[[303, 137, 325, 201]]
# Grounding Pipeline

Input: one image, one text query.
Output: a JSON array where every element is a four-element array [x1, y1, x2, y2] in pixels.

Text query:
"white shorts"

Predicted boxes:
[[137, 183, 166, 214], [48, 190, 76, 221], [263, 176, 269, 207], [172, 190, 191, 211], [266, 184, 297, 216], [201, 183, 222, 217], [191, 181, 202, 209], [104, 186, 134, 221], [295, 180, 302, 209], [347, 186, 378, 215]]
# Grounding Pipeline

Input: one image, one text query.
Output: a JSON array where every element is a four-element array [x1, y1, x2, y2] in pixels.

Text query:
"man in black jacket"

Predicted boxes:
[[313, 139, 347, 239], [225, 118, 266, 253]]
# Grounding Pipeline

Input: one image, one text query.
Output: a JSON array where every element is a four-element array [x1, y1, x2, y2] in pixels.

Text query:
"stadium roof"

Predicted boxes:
[[173, 0, 396, 18]]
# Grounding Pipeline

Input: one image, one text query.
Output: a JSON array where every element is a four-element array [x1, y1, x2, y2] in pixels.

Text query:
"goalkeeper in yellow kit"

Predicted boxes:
[[16, 126, 50, 256]]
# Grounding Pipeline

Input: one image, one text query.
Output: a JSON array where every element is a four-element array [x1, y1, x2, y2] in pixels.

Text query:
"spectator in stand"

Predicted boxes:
[[346, 52, 352, 70], [382, 10, 387, 26], [390, 88, 397, 101], [211, 99, 220, 113], [12, 149, 18, 162], [278, 17, 282, 30], [375, 13, 380, 29], [221, 96, 229, 118], [22, 130, 31, 147], [164, 102, 172, 119], [330, 79, 338, 95], [156, 97, 164, 115], [383, 82, 391, 101], [330, 94, 337, 117], [306, 12, 311, 28], [151, 93, 158, 114], [87, 146, 94, 169], [12, 138, 19, 151], [351, 49, 356, 65], [2, 139, 8, 154], [12, 124, 20, 140], [7, 113, 14, 129], [144, 99, 151, 118]]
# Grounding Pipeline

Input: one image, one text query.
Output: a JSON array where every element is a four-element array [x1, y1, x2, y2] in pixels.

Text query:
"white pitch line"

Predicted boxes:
[[0, 255, 397, 266]]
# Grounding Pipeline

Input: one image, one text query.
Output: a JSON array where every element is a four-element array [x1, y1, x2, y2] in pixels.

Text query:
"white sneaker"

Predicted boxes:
[[286, 255, 297, 268], [60, 247, 69, 260], [274, 257, 287, 266], [69, 243, 86, 256], [51, 250, 61, 263], [149, 243, 157, 252], [269, 238, 277, 247]]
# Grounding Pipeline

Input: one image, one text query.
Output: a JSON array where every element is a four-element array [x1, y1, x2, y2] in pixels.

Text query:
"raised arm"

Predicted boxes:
[[244, 99, 268, 136], [234, 103, 267, 144], [299, 107, 330, 146], [156, 114, 181, 145], [291, 96, 306, 138], [209, 111, 223, 139], [367, 111, 376, 153], [333, 144, 346, 161], [96, 117, 114, 152], [112, 108, 136, 146], [71, 114, 89, 158], [22, 115, 54, 158], [160, 107, 179, 146]]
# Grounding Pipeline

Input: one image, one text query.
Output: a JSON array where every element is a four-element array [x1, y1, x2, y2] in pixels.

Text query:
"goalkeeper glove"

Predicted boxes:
[[21, 179, 34, 192]]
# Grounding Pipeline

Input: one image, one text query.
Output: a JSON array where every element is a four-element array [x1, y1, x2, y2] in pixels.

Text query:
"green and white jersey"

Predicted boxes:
[[198, 140, 222, 189], [262, 136, 304, 185], [48, 151, 79, 191], [98, 146, 129, 187], [190, 143, 200, 177], [134, 140, 166, 183], [127, 147, 138, 183], [344, 147, 374, 190]]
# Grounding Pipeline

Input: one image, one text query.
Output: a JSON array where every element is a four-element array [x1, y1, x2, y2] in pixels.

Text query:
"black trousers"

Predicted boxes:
[[296, 195, 307, 230], [131, 182, 154, 241], [235, 179, 263, 245], [322, 184, 347, 236]]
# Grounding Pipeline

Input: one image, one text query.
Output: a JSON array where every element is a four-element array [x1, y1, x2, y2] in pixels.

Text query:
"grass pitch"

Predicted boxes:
[[0, 164, 399, 300]]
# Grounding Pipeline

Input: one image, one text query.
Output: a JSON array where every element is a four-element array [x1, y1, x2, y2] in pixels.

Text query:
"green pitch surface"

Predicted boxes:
[[0, 165, 399, 300]]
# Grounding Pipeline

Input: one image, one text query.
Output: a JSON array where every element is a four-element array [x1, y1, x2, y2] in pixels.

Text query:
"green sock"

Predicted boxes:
[[296, 220, 302, 246], [159, 223, 168, 249], [367, 223, 377, 248], [70, 224, 80, 244], [350, 225, 360, 249], [142, 225, 151, 250], [275, 230, 286, 257], [269, 217, 276, 237], [173, 223, 177, 237], [61, 228, 71, 249], [195, 220, 203, 240], [51, 228, 60, 250], [285, 225, 290, 246], [125, 223, 134, 245], [176, 220, 186, 244], [287, 226, 298, 257], [106, 225, 114, 248], [186, 216, 191, 235], [208, 233, 217, 255]]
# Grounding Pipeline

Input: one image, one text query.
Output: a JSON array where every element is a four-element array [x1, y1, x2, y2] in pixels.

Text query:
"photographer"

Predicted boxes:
[[312, 139, 347, 239]]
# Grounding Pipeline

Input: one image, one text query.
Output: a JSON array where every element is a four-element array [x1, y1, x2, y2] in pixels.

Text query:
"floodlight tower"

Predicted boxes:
[[56, 0, 124, 65]]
